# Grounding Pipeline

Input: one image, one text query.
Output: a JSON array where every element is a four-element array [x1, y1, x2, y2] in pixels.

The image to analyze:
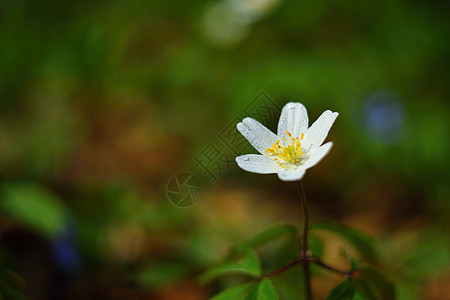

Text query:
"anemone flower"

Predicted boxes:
[[236, 102, 338, 181]]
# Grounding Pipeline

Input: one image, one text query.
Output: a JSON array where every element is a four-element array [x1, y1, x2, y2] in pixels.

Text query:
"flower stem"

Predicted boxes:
[[261, 257, 305, 278], [298, 180, 312, 300]]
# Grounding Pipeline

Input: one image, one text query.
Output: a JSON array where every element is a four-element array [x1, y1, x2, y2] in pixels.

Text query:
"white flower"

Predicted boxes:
[[236, 102, 338, 181]]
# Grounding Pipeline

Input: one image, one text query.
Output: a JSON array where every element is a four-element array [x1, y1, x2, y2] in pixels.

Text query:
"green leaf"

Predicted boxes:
[[327, 278, 355, 300], [228, 224, 298, 258], [243, 278, 279, 300], [243, 284, 259, 300], [327, 267, 394, 300], [309, 233, 325, 258], [257, 278, 279, 300], [352, 291, 365, 300], [211, 282, 255, 300], [310, 222, 377, 263], [340, 249, 360, 271], [199, 250, 261, 283], [1, 183, 67, 237], [352, 267, 395, 300]]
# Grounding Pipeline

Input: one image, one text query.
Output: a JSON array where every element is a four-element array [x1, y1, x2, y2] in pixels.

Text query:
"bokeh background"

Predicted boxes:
[[1, 0, 449, 299]]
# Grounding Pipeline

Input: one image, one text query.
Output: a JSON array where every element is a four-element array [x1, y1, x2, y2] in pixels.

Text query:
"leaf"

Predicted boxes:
[[309, 233, 325, 258], [243, 284, 259, 300], [327, 278, 355, 300], [352, 291, 365, 300], [327, 267, 394, 300], [0, 183, 67, 237], [243, 278, 279, 300], [352, 267, 395, 300], [340, 248, 360, 271], [199, 250, 261, 283], [211, 282, 255, 300], [257, 278, 279, 300], [228, 224, 298, 258], [310, 222, 377, 263], [352, 278, 376, 300]]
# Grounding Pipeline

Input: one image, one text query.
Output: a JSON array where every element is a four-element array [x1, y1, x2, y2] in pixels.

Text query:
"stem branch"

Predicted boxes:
[[259, 256, 351, 279], [261, 257, 305, 278], [310, 257, 352, 276]]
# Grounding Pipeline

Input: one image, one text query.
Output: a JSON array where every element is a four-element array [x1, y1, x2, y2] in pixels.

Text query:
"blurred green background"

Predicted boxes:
[[0, 0, 449, 299]]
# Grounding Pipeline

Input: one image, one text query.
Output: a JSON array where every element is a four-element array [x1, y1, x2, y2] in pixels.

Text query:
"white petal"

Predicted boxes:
[[302, 142, 333, 169], [277, 102, 309, 140], [302, 110, 338, 151], [237, 117, 279, 155], [236, 154, 280, 174], [277, 168, 306, 181]]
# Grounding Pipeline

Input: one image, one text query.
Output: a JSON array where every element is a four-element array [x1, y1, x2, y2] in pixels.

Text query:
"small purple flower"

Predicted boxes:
[[364, 91, 405, 144]]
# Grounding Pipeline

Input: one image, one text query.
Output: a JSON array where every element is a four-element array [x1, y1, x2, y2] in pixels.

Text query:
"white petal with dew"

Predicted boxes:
[[302, 110, 338, 151], [277, 102, 309, 140], [277, 168, 306, 181], [302, 142, 333, 169], [236, 154, 280, 174], [237, 117, 279, 155]]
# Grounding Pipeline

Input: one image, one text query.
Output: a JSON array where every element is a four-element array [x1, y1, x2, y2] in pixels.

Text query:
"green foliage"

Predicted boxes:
[[227, 224, 298, 259], [203, 224, 300, 297], [211, 282, 256, 300], [340, 249, 360, 271], [270, 265, 303, 300], [352, 267, 395, 300], [244, 278, 279, 300], [310, 222, 378, 264], [210, 278, 279, 300], [204, 221, 393, 299], [255, 278, 279, 300], [203, 225, 290, 298], [327, 278, 355, 300], [327, 267, 395, 300], [0, 182, 67, 237], [200, 249, 262, 283], [308, 233, 325, 258], [318, 222, 394, 300]]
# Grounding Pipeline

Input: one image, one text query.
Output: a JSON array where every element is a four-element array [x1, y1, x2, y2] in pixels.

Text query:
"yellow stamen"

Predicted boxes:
[[265, 132, 305, 168]]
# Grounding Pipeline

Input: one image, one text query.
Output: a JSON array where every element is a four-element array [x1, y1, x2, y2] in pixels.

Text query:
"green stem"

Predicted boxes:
[[298, 180, 312, 300]]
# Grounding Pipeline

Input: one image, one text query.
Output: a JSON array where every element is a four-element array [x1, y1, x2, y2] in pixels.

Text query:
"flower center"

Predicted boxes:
[[265, 131, 305, 168]]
